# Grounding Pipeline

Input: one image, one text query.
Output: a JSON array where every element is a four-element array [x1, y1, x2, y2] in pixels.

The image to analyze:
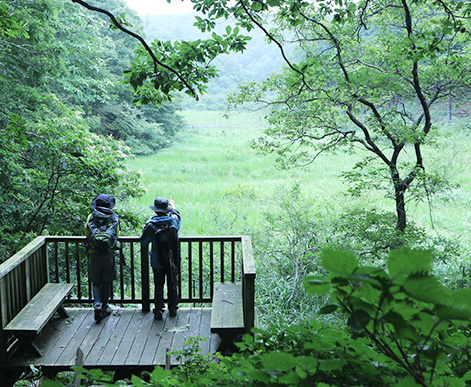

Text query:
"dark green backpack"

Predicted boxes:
[[89, 213, 117, 251]]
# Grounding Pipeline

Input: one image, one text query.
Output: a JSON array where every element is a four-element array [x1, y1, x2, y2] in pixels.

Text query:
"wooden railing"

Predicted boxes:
[[0, 235, 256, 338]]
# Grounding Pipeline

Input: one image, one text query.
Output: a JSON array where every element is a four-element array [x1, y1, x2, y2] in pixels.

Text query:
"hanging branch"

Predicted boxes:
[[71, 0, 198, 99]]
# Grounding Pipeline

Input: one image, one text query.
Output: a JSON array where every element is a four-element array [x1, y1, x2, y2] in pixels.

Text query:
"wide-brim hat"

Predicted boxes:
[[91, 194, 116, 209], [150, 197, 171, 213]]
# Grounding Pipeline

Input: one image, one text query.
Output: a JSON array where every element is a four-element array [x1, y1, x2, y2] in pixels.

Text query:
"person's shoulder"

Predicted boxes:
[[170, 209, 181, 221]]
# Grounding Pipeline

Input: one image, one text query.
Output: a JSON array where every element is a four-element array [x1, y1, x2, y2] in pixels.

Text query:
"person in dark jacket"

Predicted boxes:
[[84, 194, 120, 323], [140, 197, 181, 320]]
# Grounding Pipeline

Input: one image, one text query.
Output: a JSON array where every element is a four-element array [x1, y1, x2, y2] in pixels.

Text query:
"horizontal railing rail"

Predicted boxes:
[[44, 235, 250, 310]]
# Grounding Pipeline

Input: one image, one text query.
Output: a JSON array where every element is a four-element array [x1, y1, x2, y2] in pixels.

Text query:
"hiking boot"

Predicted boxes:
[[102, 305, 112, 319], [169, 307, 178, 317], [94, 303, 102, 323], [153, 310, 163, 321]]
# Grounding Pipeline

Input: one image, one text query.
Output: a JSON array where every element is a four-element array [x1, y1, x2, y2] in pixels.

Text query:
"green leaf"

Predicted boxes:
[[319, 304, 339, 314], [321, 249, 358, 275], [261, 352, 298, 371], [295, 356, 318, 372], [303, 275, 330, 295], [278, 371, 300, 384], [435, 305, 471, 321], [450, 288, 471, 308], [434, 376, 466, 387], [396, 377, 423, 386], [318, 358, 346, 371], [462, 370, 471, 381], [387, 247, 432, 280], [403, 274, 450, 304]]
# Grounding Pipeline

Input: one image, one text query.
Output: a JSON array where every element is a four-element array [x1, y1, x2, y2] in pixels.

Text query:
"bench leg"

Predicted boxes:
[[17, 336, 43, 357], [30, 341, 43, 357], [57, 306, 69, 318], [216, 333, 241, 354]]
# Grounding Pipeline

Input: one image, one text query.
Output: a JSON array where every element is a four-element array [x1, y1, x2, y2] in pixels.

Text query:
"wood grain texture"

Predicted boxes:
[[7, 307, 219, 368], [210, 282, 244, 332], [4, 283, 73, 334]]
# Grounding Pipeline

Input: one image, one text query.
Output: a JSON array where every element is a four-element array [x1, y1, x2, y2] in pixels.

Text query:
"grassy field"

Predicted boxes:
[[125, 110, 471, 246]]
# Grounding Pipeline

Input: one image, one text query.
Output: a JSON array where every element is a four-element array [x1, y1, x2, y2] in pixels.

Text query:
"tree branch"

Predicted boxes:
[[238, 1, 312, 93], [71, 0, 197, 98]]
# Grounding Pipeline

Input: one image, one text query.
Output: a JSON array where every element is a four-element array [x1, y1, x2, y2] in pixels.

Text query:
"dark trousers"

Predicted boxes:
[[153, 268, 178, 311], [92, 282, 111, 307]]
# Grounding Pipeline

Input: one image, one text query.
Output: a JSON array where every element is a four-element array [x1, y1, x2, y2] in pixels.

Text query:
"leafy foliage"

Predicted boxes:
[[304, 248, 471, 385], [252, 183, 462, 328], [0, 100, 142, 259], [58, 248, 471, 386]]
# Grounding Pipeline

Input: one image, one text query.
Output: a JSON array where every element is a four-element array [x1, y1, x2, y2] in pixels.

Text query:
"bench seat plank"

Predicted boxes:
[[4, 283, 73, 335], [211, 282, 244, 333]]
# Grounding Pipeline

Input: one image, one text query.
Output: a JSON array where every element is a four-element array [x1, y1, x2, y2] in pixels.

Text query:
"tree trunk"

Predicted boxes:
[[395, 187, 407, 233], [447, 97, 453, 121]]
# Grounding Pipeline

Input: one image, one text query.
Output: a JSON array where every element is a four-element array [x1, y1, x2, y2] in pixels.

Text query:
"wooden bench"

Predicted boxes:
[[210, 282, 245, 352], [4, 283, 73, 357]]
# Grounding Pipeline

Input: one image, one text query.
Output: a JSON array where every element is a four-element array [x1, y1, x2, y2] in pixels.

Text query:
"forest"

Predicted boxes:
[[3, 0, 471, 386]]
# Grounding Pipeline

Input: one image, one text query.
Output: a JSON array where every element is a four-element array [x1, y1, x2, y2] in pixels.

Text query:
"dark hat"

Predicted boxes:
[[150, 197, 171, 213], [91, 194, 116, 209]]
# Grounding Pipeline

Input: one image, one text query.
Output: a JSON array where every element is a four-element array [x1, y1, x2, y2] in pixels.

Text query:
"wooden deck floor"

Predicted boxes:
[[7, 307, 220, 370]]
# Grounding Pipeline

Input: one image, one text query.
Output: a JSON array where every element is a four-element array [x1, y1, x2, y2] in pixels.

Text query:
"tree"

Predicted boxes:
[[224, 0, 471, 233], [75, 0, 471, 234]]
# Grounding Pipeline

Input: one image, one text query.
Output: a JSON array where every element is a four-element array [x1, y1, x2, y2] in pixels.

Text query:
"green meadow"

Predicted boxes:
[[125, 110, 471, 246]]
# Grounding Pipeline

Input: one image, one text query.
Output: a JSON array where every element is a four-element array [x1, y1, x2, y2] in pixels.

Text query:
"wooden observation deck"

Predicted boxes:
[[0, 235, 256, 382]]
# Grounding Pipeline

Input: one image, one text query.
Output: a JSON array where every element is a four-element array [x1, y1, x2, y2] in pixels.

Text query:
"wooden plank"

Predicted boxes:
[[31, 309, 80, 361], [40, 309, 90, 366], [62, 311, 108, 365], [168, 308, 192, 365], [138, 312, 168, 366], [4, 283, 73, 334], [96, 309, 134, 366], [0, 237, 46, 279], [187, 308, 203, 342], [52, 309, 96, 366], [179, 236, 242, 243], [242, 236, 256, 331], [84, 310, 122, 365], [188, 242, 193, 300], [242, 236, 256, 275], [73, 347, 84, 387], [7, 307, 222, 368], [111, 310, 146, 365], [199, 308, 213, 355], [152, 311, 179, 365], [211, 282, 244, 332], [124, 311, 155, 366], [141, 246, 150, 313]]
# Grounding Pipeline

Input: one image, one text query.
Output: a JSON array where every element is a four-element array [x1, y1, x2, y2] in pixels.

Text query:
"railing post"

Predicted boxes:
[[141, 244, 151, 313], [241, 236, 256, 333], [0, 277, 6, 363], [42, 241, 50, 283]]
